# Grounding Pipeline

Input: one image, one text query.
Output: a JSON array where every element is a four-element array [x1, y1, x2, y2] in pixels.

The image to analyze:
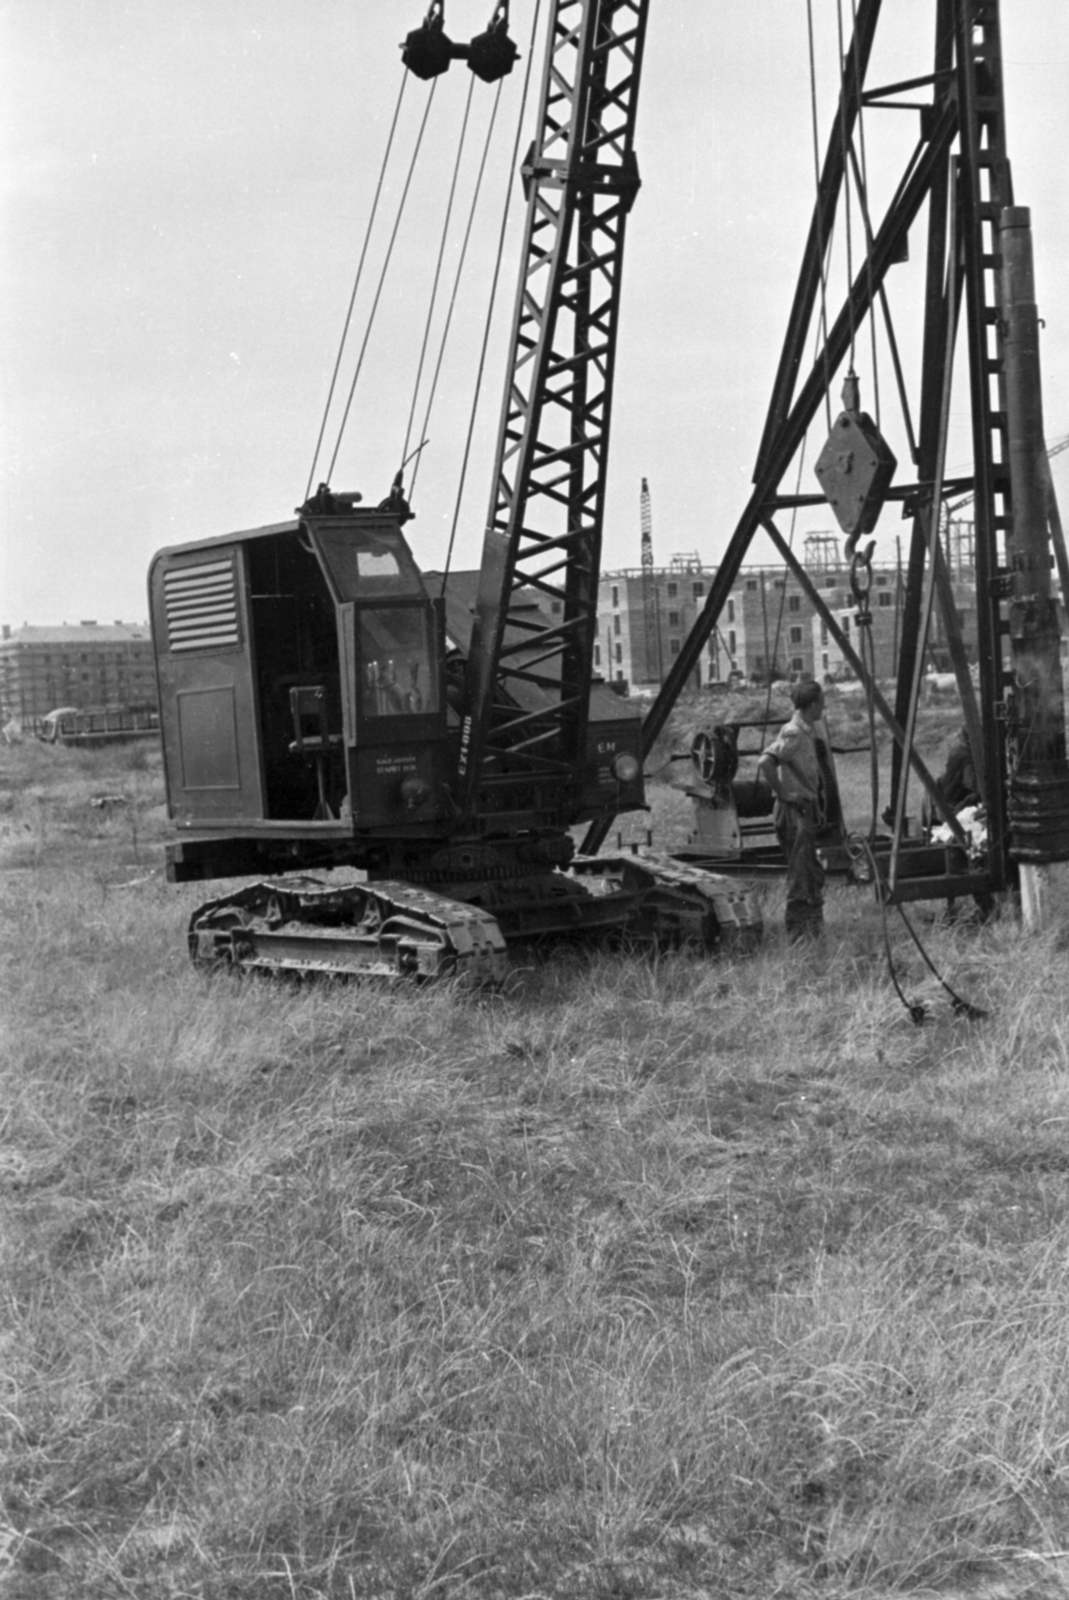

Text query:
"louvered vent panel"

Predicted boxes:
[[164, 558, 240, 652]]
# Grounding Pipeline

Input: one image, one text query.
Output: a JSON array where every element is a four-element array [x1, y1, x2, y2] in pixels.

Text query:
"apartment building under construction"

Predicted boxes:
[[596, 529, 990, 690]]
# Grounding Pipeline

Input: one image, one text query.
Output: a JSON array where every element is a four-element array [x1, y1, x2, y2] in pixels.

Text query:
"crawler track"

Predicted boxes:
[[187, 853, 762, 984], [188, 878, 509, 985]]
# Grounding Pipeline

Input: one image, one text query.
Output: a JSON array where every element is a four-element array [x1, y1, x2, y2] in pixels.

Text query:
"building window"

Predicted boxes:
[[878, 591, 893, 608], [613, 615, 621, 636], [667, 582, 678, 599], [668, 610, 680, 628], [551, 601, 562, 614], [773, 579, 785, 590], [788, 594, 801, 613], [611, 586, 619, 608], [746, 580, 758, 592], [692, 582, 704, 598], [789, 626, 803, 645], [670, 639, 681, 656], [617, 670, 625, 681], [826, 576, 838, 589], [820, 623, 828, 645], [727, 599, 735, 623], [614, 643, 622, 663], [875, 574, 888, 587], [594, 644, 601, 666], [822, 652, 829, 671], [842, 616, 851, 636], [791, 656, 804, 672]]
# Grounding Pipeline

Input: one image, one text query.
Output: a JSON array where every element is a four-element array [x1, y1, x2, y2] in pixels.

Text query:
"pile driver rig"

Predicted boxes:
[[149, 0, 760, 982], [583, 0, 1069, 913]]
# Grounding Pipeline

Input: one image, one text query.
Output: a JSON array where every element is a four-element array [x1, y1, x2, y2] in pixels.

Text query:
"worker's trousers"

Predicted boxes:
[[773, 800, 825, 940]]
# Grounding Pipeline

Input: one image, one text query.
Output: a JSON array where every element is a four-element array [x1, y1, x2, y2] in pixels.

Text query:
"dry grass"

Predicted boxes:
[[3, 730, 1069, 1599]]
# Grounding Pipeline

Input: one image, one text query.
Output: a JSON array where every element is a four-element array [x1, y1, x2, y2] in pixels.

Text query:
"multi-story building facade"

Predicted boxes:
[[597, 527, 997, 690], [0, 622, 156, 724], [594, 554, 710, 687]]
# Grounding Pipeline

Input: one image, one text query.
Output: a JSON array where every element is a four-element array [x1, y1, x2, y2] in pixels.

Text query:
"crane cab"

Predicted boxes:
[[149, 497, 451, 881]]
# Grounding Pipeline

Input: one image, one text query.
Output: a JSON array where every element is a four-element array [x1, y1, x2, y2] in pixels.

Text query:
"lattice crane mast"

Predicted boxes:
[[457, 0, 650, 823]]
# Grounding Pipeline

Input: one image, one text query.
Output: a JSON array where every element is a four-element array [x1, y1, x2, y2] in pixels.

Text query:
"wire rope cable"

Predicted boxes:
[[325, 79, 440, 487], [847, 838, 988, 1024], [835, 0, 857, 372], [850, 547, 881, 837], [757, 437, 811, 753], [304, 72, 409, 502], [806, 0, 834, 434], [439, 0, 543, 592], [411, 79, 505, 502], [849, 0, 880, 426], [399, 74, 478, 480]]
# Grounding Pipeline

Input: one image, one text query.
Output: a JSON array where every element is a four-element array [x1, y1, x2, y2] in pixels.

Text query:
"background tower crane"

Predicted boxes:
[[639, 477, 663, 684]]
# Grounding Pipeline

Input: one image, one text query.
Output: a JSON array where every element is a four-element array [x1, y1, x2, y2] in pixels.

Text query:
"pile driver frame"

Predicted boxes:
[[585, 0, 1069, 907]]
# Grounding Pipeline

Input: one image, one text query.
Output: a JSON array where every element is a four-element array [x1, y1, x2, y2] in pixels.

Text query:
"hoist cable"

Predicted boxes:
[[848, 144, 918, 462], [325, 79, 440, 487], [867, 841, 927, 1025], [894, 893, 988, 1019], [400, 74, 477, 479], [863, 607, 879, 837], [849, 0, 880, 426], [805, 0, 834, 435], [756, 199, 850, 745], [440, 0, 543, 593], [889, 170, 959, 891], [757, 436, 810, 752], [411, 79, 504, 502], [835, 0, 856, 372], [847, 836, 989, 1025], [305, 72, 409, 503], [850, 551, 880, 837]]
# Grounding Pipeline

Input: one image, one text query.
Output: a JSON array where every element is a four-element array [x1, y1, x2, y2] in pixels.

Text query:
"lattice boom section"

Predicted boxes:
[[460, 0, 649, 807]]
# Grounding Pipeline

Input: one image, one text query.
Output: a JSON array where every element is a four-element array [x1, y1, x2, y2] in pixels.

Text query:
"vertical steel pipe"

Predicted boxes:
[[999, 205, 1069, 860]]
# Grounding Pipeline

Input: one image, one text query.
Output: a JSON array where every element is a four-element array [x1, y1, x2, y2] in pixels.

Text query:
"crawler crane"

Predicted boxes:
[[149, 0, 760, 982]]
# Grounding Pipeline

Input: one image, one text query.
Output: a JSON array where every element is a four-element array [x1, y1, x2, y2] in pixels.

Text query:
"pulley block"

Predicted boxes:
[[402, 1, 518, 84], [469, 5, 519, 83], [814, 373, 897, 553], [402, 2, 453, 80]]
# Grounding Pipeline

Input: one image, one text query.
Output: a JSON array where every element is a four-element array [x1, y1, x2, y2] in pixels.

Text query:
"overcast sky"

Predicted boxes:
[[3, 1, 1068, 627]]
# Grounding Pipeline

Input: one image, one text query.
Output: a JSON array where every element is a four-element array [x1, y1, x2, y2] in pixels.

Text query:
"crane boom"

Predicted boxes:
[[457, 0, 650, 826]]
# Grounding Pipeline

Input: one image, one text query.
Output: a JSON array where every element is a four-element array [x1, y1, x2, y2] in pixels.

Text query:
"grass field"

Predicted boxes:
[[4, 706, 1069, 1600]]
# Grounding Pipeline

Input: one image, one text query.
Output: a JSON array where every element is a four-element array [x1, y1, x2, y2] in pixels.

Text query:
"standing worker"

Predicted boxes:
[[758, 681, 833, 940]]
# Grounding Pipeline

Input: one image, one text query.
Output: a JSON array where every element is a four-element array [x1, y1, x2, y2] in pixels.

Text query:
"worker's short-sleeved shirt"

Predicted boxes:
[[764, 710, 826, 814]]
